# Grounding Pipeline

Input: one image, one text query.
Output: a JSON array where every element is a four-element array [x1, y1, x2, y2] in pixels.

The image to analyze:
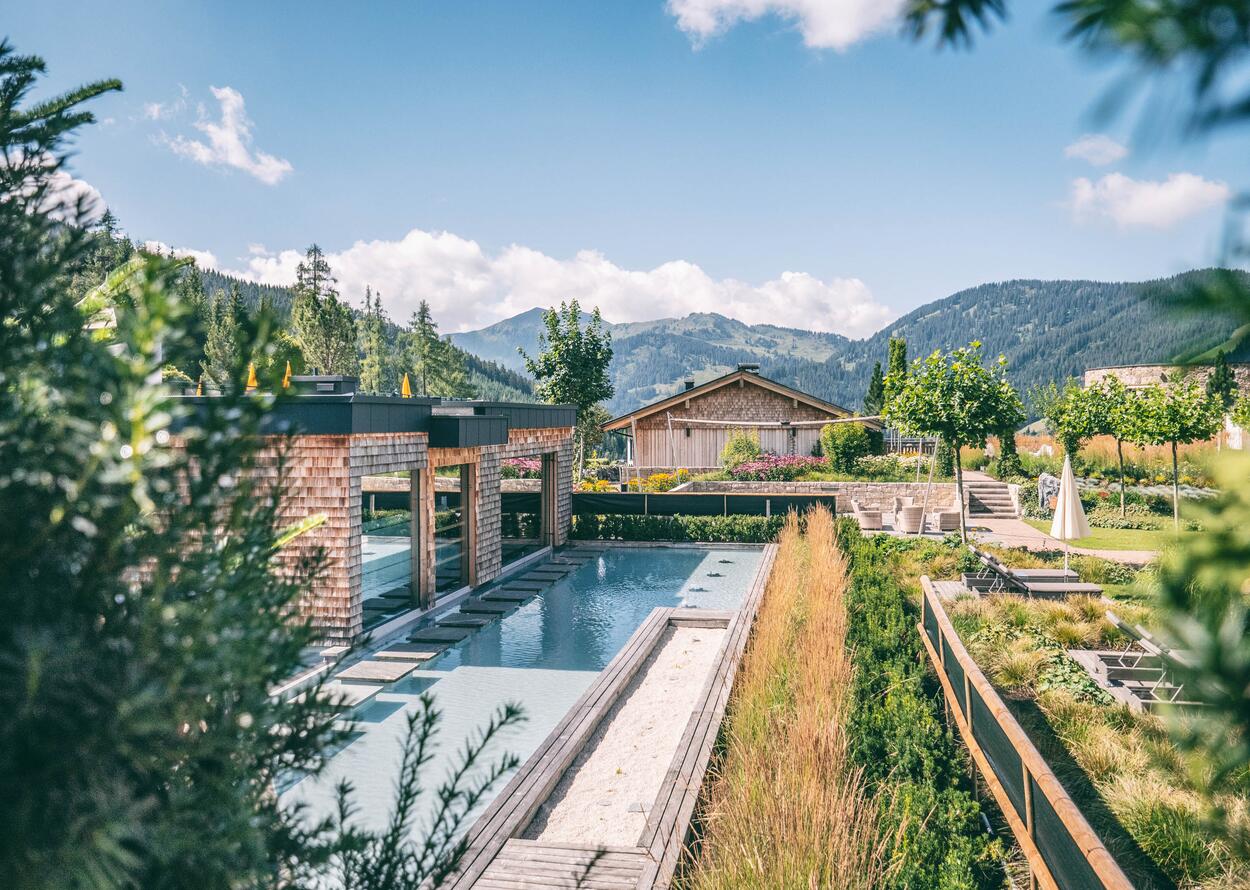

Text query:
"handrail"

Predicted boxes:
[[919, 576, 1135, 890]]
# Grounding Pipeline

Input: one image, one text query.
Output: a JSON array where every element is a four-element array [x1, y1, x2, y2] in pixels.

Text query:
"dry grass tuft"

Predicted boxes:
[[682, 506, 886, 889]]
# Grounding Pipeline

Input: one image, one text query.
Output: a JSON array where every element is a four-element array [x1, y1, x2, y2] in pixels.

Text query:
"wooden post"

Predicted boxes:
[[415, 472, 430, 605], [461, 463, 477, 587]]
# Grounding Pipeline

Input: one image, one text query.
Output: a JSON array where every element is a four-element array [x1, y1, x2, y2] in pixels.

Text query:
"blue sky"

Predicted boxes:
[[9, 1, 1242, 336]]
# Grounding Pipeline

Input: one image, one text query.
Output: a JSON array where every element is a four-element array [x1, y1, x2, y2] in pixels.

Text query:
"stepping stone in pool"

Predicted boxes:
[[521, 571, 564, 582], [501, 580, 546, 592], [374, 642, 446, 662], [335, 660, 416, 684], [437, 614, 494, 630], [301, 683, 379, 708], [408, 626, 474, 645], [460, 598, 515, 616], [480, 589, 534, 604]]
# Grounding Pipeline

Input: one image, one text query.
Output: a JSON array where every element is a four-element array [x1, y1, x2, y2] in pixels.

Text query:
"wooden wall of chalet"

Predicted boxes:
[[633, 378, 845, 471]]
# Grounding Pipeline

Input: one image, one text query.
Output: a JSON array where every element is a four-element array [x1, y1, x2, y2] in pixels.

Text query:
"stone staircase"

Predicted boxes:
[[964, 480, 1017, 518]]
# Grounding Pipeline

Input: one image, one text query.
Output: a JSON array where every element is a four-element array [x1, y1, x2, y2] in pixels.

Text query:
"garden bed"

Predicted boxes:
[[944, 593, 1250, 889], [681, 511, 1001, 889]]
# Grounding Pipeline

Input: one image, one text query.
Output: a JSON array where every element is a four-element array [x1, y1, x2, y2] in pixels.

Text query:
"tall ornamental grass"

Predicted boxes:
[[683, 507, 886, 889]]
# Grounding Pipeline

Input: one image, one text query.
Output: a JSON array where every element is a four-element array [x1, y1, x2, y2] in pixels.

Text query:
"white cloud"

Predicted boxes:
[[162, 86, 292, 185], [667, 0, 906, 50], [142, 85, 188, 121], [1069, 172, 1230, 229], [142, 239, 219, 269], [7, 151, 104, 222], [224, 227, 891, 336], [1064, 134, 1128, 166]]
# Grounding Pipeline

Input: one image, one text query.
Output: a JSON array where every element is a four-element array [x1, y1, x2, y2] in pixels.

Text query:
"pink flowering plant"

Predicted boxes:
[[501, 457, 543, 479], [728, 454, 825, 482]]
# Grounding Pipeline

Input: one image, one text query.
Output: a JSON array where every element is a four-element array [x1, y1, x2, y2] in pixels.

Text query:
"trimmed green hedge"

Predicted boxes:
[[570, 513, 785, 543], [837, 520, 1003, 889]]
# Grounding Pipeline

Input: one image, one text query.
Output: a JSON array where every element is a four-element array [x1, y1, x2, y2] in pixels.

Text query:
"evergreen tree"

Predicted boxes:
[[520, 300, 614, 477], [200, 285, 245, 387], [404, 300, 473, 398], [290, 244, 358, 376], [863, 361, 885, 415], [885, 336, 907, 398], [358, 286, 386, 393], [1208, 350, 1237, 413], [0, 41, 521, 888]]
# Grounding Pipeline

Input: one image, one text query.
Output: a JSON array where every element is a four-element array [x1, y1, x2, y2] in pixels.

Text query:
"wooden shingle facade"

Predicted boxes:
[[603, 368, 877, 473], [174, 378, 575, 644]]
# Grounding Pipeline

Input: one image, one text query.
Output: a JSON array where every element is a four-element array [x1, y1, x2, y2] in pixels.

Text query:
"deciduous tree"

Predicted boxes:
[[520, 300, 614, 478], [1128, 376, 1222, 530], [885, 342, 1024, 540]]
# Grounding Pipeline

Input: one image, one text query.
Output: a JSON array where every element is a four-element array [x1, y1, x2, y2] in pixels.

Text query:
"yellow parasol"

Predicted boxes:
[[282, 360, 292, 389], [401, 373, 412, 398], [196, 377, 203, 396], [245, 362, 258, 392]]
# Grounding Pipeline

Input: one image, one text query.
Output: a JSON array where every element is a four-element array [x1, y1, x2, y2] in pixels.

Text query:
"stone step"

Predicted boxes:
[[335, 660, 416, 684], [460, 598, 517, 616], [375, 642, 446, 662], [437, 614, 495, 630], [408, 626, 473, 645]]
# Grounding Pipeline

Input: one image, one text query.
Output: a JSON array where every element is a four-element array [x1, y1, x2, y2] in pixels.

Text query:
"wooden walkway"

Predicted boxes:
[[449, 544, 778, 890]]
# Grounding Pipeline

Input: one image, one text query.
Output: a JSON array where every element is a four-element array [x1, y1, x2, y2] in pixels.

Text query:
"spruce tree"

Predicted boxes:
[[405, 300, 473, 398], [1208, 349, 1237, 413], [863, 361, 885, 414], [0, 40, 521, 888], [200, 286, 243, 386], [290, 244, 359, 376]]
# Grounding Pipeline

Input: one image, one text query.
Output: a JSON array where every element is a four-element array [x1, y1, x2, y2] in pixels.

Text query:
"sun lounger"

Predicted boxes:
[[1102, 611, 1198, 707], [966, 546, 1102, 597]]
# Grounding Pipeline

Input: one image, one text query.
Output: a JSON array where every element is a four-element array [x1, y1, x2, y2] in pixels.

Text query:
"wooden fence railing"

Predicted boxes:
[[918, 576, 1135, 890]]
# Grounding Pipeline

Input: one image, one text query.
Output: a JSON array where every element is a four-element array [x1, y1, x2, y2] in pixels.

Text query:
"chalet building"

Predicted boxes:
[[175, 376, 575, 644], [603, 365, 878, 473]]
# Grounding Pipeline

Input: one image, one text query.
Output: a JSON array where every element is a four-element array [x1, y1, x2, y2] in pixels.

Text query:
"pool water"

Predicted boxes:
[[280, 545, 762, 839]]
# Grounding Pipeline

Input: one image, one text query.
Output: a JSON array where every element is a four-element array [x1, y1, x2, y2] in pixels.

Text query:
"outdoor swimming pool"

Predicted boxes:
[[280, 544, 764, 839]]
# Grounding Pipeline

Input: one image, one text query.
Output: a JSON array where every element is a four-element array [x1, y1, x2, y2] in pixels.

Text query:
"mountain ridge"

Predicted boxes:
[[449, 269, 1250, 414]]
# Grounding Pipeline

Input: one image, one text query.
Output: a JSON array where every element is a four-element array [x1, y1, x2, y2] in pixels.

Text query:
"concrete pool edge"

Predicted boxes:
[[448, 541, 779, 889]]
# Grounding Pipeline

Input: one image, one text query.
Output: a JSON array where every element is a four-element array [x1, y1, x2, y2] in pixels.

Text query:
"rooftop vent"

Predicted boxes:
[[288, 375, 358, 395], [737, 363, 760, 374], [683, 379, 696, 391]]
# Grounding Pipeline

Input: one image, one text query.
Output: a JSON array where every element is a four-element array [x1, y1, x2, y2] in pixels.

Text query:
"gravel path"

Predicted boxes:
[[523, 624, 725, 846]]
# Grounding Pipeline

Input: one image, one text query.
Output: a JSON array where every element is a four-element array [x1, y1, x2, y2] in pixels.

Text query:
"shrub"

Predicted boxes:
[[626, 469, 690, 492], [720, 428, 761, 469], [729, 453, 825, 481], [838, 524, 1003, 889], [934, 438, 956, 477], [570, 512, 787, 542], [822, 422, 871, 473]]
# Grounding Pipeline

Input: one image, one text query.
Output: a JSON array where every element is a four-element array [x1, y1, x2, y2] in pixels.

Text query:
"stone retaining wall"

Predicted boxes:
[[678, 480, 957, 512]]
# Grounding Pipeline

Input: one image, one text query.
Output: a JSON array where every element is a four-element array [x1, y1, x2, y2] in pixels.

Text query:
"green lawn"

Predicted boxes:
[[1022, 519, 1184, 552]]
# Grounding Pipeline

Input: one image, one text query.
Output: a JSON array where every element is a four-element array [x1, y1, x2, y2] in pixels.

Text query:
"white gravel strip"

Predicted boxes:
[[523, 624, 725, 846]]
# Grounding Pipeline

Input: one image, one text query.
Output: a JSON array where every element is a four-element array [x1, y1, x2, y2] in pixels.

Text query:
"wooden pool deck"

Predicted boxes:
[[448, 543, 778, 890]]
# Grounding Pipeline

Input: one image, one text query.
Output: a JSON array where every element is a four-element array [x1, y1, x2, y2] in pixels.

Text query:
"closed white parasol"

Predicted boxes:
[[1049, 454, 1090, 571]]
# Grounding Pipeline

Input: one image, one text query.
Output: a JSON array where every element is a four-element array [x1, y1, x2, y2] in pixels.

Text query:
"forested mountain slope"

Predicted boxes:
[[452, 270, 1248, 415]]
